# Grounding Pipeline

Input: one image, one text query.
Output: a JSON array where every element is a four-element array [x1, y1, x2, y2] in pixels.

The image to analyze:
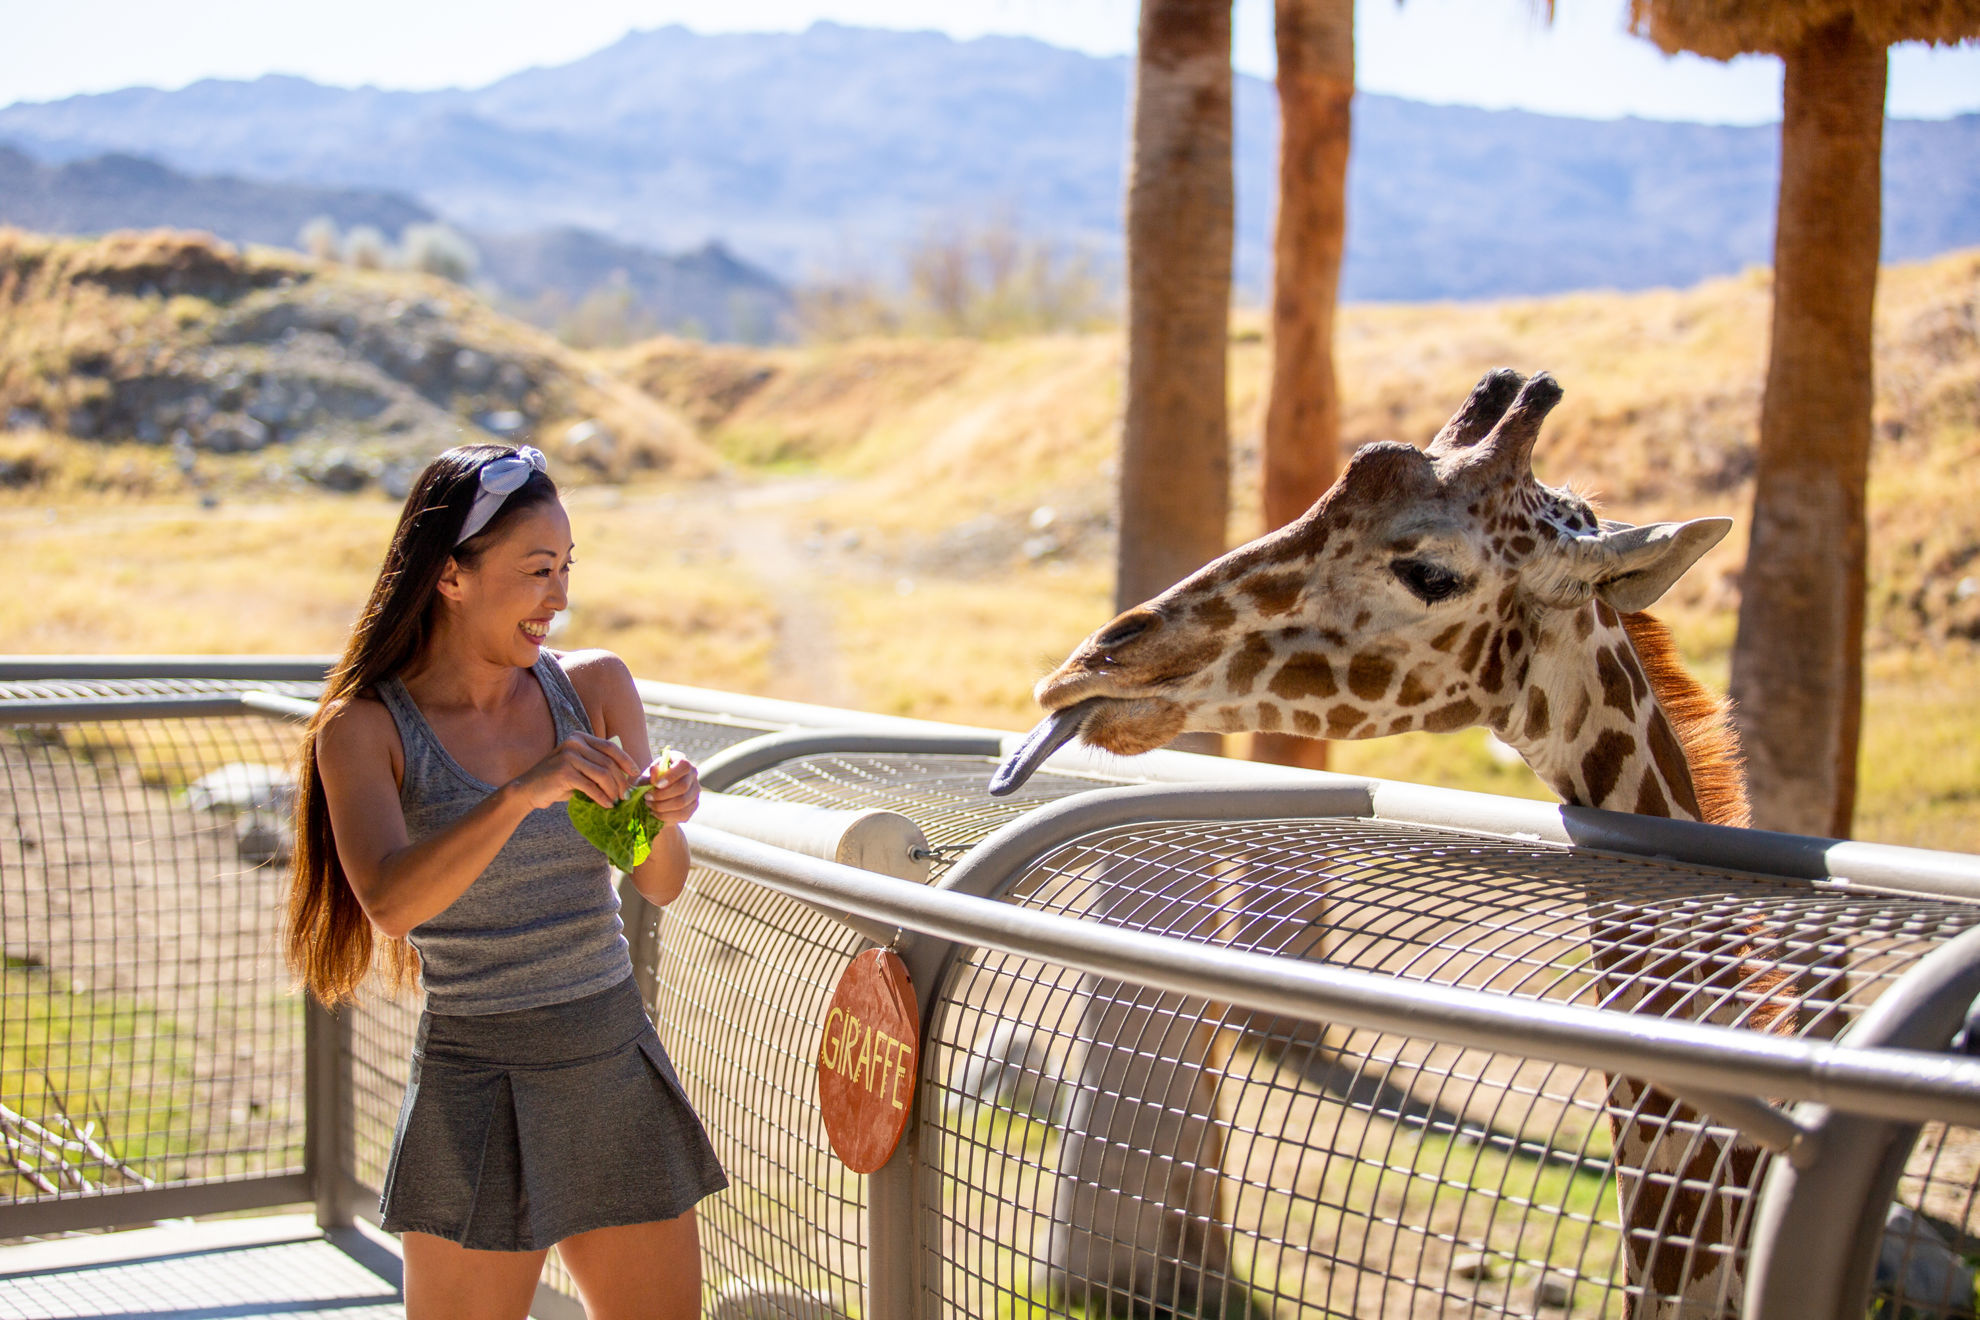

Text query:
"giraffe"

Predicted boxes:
[[998, 368, 1799, 1318]]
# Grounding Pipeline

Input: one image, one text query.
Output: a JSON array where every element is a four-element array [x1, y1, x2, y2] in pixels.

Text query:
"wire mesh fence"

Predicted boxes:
[[641, 750, 1134, 1313], [1, 708, 307, 1206], [918, 815, 1980, 1320], [720, 752, 1128, 880]]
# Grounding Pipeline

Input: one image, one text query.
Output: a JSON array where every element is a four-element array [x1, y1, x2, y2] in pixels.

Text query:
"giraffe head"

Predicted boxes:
[[993, 369, 1732, 794]]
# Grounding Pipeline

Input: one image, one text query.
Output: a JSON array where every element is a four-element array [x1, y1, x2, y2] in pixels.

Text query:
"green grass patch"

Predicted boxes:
[[1, 962, 201, 1196]]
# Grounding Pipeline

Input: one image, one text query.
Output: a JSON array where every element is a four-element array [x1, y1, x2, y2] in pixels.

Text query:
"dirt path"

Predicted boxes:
[[604, 476, 859, 710], [714, 479, 857, 709]]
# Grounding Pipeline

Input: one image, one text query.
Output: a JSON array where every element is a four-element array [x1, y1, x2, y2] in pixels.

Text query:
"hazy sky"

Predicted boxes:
[[2, 0, 1976, 123]]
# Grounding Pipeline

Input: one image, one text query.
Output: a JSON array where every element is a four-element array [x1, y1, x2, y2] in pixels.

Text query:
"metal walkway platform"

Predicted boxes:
[[0, 1215, 404, 1320]]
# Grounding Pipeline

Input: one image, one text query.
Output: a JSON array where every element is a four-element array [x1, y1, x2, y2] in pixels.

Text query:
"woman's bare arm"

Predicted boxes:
[[316, 695, 640, 939], [571, 651, 698, 907]]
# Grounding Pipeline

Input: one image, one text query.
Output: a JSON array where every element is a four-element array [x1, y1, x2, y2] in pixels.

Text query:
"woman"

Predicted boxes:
[[286, 442, 726, 1320]]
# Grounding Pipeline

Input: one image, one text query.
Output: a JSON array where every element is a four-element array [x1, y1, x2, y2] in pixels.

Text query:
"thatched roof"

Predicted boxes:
[[1626, 0, 1980, 58]]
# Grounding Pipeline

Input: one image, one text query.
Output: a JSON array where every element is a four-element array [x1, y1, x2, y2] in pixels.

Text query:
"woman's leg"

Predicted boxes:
[[402, 1231, 547, 1320], [557, 1210, 702, 1320]]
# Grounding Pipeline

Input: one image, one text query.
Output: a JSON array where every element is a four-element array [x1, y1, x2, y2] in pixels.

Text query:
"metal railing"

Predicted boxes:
[[6, 657, 1980, 1320]]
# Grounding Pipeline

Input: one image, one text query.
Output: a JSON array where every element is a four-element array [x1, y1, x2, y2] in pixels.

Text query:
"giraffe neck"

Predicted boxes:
[[1496, 604, 1705, 822], [1499, 604, 1764, 1315]]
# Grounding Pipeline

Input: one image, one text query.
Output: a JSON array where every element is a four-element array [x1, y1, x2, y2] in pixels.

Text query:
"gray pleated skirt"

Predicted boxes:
[[379, 974, 728, 1252]]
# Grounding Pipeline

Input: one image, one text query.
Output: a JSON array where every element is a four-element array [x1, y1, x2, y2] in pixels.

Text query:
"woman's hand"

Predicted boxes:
[[639, 754, 701, 827], [508, 733, 643, 812]]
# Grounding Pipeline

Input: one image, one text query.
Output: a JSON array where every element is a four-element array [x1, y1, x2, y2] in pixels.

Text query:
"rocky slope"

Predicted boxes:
[[0, 229, 714, 495]]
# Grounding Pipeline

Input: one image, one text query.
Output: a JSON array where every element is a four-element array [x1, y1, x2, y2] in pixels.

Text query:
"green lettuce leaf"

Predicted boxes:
[[567, 782, 661, 871], [566, 742, 679, 871]]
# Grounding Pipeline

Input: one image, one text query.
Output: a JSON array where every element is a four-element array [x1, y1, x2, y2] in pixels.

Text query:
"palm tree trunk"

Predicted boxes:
[[1116, 0, 1235, 614], [1053, 11, 1237, 1312], [1729, 15, 1885, 838], [1253, 0, 1352, 773]]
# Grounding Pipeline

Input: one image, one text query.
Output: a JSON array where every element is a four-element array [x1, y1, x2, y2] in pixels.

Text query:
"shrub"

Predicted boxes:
[[342, 226, 388, 271], [298, 216, 341, 263], [798, 215, 1116, 342], [400, 223, 478, 283]]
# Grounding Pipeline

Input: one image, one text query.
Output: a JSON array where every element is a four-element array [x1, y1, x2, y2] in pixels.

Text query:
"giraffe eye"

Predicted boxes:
[[1392, 558, 1466, 604]]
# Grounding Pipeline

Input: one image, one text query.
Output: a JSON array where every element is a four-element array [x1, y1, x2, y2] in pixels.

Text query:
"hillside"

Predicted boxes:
[[2, 24, 1975, 297], [0, 229, 714, 497], [609, 248, 1980, 646], [5, 241, 1975, 850]]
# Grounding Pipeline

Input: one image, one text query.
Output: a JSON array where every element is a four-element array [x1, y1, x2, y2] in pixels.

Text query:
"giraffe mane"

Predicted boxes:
[[1619, 610, 1750, 828]]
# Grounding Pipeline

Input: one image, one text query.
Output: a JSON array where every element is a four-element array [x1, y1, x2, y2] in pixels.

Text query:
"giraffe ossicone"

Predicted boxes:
[[994, 367, 1737, 827]]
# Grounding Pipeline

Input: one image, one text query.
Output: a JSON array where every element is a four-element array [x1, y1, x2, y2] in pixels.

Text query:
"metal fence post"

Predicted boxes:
[[1745, 925, 1980, 1319], [306, 997, 356, 1230], [865, 1113, 924, 1320]]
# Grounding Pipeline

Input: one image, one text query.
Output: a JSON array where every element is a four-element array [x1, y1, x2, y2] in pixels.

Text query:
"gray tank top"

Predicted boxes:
[[374, 650, 633, 1015]]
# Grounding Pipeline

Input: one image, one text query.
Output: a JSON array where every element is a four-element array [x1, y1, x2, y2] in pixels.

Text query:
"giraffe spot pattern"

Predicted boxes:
[[1146, 637, 1224, 685], [1565, 688, 1592, 742], [1524, 688, 1550, 740], [1647, 709, 1701, 819], [1596, 645, 1638, 721], [1580, 729, 1635, 806], [1635, 767, 1669, 816], [1387, 716, 1413, 735], [1429, 623, 1464, 652], [1624, 649, 1650, 704], [1269, 653, 1338, 701], [1242, 572, 1305, 617], [1193, 597, 1238, 631], [1424, 697, 1479, 732], [1457, 622, 1490, 673], [1347, 653, 1396, 701], [1256, 702, 1283, 732], [1225, 636, 1274, 697], [1292, 710, 1321, 736], [1325, 703, 1364, 737], [1479, 632, 1506, 693], [1395, 668, 1434, 707]]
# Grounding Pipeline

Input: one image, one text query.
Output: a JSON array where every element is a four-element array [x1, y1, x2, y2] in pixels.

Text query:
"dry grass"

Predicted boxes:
[[8, 239, 1976, 852], [825, 564, 1117, 728], [0, 488, 777, 695]]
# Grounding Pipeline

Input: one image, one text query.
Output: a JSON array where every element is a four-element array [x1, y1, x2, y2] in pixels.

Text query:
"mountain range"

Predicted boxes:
[[0, 145, 793, 342], [2, 22, 1976, 302]]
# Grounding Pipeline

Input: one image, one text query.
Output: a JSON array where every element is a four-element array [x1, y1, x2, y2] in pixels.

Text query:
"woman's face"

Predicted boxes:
[[440, 500, 574, 666]]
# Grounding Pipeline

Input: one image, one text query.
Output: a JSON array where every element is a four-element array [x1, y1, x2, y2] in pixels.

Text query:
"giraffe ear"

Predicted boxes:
[[1584, 517, 1732, 612]]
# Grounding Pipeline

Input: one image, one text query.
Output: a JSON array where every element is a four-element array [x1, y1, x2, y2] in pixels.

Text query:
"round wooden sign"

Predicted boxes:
[[817, 948, 919, 1174]]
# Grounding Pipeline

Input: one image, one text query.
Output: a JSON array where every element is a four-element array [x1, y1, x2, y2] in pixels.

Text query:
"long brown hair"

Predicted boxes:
[[286, 444, 560, 1005]]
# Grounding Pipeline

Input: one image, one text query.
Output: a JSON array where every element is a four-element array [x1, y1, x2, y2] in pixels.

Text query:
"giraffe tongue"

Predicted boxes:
[[989, 699, 1103, 797]]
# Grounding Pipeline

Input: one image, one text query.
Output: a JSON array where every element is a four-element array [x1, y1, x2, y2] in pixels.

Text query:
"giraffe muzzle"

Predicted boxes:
[[988, 697, 1105, 797]]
